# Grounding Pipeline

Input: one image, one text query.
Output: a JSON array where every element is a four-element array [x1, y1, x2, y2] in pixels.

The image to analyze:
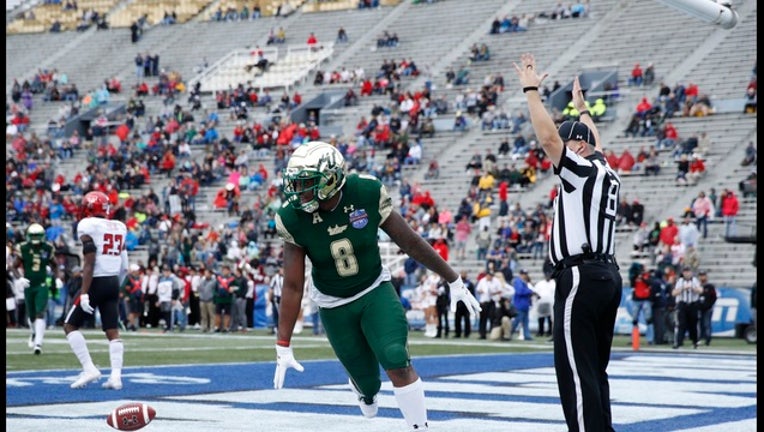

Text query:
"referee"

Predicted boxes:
[[514, 53, 623, 432]]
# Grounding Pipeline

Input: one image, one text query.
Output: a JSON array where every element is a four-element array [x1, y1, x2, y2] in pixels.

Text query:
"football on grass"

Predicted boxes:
[[106, 402, 156, 431]]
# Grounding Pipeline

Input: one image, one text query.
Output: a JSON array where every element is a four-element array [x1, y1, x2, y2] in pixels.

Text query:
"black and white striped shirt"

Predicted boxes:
[[675, 277, 701, 303], [270, 273, 283, 298], [549, 147, 621, 266]]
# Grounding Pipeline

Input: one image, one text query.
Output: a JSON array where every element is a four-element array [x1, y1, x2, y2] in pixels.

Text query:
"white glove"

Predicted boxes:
[[449, 277, 482, 316], [14, 277, 30, 290], [273, 344, 304, 389], [79, 294, 94, 314]]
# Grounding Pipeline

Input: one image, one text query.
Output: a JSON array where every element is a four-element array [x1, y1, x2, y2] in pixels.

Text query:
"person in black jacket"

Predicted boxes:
[[650, 269, 669, 345], [435, 279, 450, 338], [697, 270, 717, 345], [453, 271, 475, 338]]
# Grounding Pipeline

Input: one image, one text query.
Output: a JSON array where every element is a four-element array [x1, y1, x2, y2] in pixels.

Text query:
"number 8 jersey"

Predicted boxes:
[[77, 217, 128, 277], [275, 174, 393, 299]]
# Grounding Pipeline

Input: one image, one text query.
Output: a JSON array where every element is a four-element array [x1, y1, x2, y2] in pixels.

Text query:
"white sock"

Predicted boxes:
[[109, 339, 124, 380], [34, 319, 46, 346], [66, 331, 97, 372], [394, 378, 428, 430], [28, 317, 34, 336]]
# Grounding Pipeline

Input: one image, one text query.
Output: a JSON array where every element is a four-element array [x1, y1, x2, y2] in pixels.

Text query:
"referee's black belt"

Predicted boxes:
[[554, 253, 617, 272]]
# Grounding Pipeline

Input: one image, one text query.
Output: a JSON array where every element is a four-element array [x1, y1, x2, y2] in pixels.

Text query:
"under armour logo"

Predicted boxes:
[[344, 204, 355, 213], [312, 213, 323, 224]]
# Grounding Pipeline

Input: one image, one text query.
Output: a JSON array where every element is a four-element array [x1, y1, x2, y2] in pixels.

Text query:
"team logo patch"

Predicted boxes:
[[327, 224, 348, 236], [349, 209, 368, 229]]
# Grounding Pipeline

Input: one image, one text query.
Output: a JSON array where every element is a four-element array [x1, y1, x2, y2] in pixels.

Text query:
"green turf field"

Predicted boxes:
[[6, 327, 756, 371]]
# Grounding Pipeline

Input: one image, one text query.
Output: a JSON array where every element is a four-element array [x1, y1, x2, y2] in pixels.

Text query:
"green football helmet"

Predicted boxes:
[[283, 141, 346, 213], [27, 223, 45, 244]]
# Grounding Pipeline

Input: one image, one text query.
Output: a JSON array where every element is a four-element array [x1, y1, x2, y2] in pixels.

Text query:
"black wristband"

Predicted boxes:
[[522, 86, 539, 94], [579, 110, 591, 117]]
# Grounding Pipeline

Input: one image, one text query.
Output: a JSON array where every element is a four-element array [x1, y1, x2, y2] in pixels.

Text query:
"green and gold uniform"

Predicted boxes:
[[15, 241, 56, 317], [276, 174, 411, 395], [277, 173, 394, 300]]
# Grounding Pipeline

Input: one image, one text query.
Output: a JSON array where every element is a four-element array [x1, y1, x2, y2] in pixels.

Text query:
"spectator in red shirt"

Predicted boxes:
[[629, 63, 643, 86], [604, 149, 619, 169], [291, 91, 302, 108], [432, 237, 449, 262], [685, 82, 699, 102], [160, 149, 176, 177], [635, 97, 652, 117], [115, 123, 130, 143], [306, 32, 318, 51], [688, 155, 706, 183], [657, 121, 678, 150], [720, 189, 739, 237], [659, 217, 679, 247], [360, 78, 373, 96], [135, 81, 149, 96], [617, 148, 636, 173]]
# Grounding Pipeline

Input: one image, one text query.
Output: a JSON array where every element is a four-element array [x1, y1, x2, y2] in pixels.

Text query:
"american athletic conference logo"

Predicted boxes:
[[349, 209, 368, 229]]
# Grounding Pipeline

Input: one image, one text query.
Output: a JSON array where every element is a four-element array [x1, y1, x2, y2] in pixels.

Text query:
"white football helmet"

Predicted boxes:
[[26, 223, 45, 244], [283, 141, 346, 213]]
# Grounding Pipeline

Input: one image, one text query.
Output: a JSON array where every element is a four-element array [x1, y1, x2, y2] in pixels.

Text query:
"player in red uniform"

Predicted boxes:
[[64, 191, 129, 390]]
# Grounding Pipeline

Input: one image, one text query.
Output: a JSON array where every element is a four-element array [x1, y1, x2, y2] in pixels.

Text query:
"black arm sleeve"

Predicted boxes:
[[82, 239, 97, 254]]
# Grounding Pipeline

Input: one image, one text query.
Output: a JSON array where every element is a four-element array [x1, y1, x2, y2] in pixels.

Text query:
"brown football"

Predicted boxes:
[[106, 402, 156, 431]]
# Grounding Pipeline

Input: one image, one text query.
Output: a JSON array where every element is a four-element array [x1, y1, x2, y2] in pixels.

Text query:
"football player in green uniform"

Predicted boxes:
[[272, 141, 481, 431], [13, 223, 57, 355]]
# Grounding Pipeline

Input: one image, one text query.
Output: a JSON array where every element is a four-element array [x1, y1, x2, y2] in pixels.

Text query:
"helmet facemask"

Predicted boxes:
[[27, 223, 45, 245], [283, 142, 345, 213]]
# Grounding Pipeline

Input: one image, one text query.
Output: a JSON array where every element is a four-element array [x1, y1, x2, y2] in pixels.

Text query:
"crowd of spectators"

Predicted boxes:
[[5, 10, 756, 338], [489, 14, 531, 34], [210, 3, 262, 22]]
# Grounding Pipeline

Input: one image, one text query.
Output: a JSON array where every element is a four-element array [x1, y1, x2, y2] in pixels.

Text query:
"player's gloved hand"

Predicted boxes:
[[449, 276, 482, 316], [79, 294, 95, 314], [274, 344, 304, 389], [14, 277, 30, 290]]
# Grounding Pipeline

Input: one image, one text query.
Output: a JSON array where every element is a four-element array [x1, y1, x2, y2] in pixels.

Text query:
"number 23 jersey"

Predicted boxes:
[[276, 174, 393, 298], [77, 217, 128, 277]]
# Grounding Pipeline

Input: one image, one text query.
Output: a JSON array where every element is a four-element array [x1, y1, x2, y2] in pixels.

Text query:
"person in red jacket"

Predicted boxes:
[[658, 121, 678, 150], [432, 237, 449, 262], [160, 149, 176, 177], [360, 79, 373, 96], [720, 189, 739, 237], [306, 32, 318, 51], [617, 148, 636, 173], [659, 217, 679, 247], [635, 97, 652, 117], [685, 82, 699, 102], [688, 155, 706, 183], [629, 63, 643, 86]]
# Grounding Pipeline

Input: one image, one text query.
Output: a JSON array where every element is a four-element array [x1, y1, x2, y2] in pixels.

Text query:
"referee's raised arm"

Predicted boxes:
[[571, 76, 602, 154], [512, 53, 564, 166]]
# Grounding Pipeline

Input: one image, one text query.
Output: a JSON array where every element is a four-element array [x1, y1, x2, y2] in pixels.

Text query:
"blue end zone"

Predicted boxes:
[[6, 352, 757, 432]]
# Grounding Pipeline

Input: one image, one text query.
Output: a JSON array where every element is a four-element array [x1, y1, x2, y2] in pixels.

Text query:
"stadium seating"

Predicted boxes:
[[5, 0, 757, 288]]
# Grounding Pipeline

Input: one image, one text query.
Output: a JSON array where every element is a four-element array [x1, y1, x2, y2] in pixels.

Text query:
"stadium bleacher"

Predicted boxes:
[[5, 0, 756, 289]]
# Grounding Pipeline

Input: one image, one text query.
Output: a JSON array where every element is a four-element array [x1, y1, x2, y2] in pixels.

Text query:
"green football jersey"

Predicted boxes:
[[276, 173, 394, 298], [15, 241, 55, 286]]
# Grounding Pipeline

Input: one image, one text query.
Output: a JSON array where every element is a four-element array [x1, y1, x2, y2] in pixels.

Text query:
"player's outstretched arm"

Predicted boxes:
[[381, 211, 458, 283], [382, 212, 481, 314]]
